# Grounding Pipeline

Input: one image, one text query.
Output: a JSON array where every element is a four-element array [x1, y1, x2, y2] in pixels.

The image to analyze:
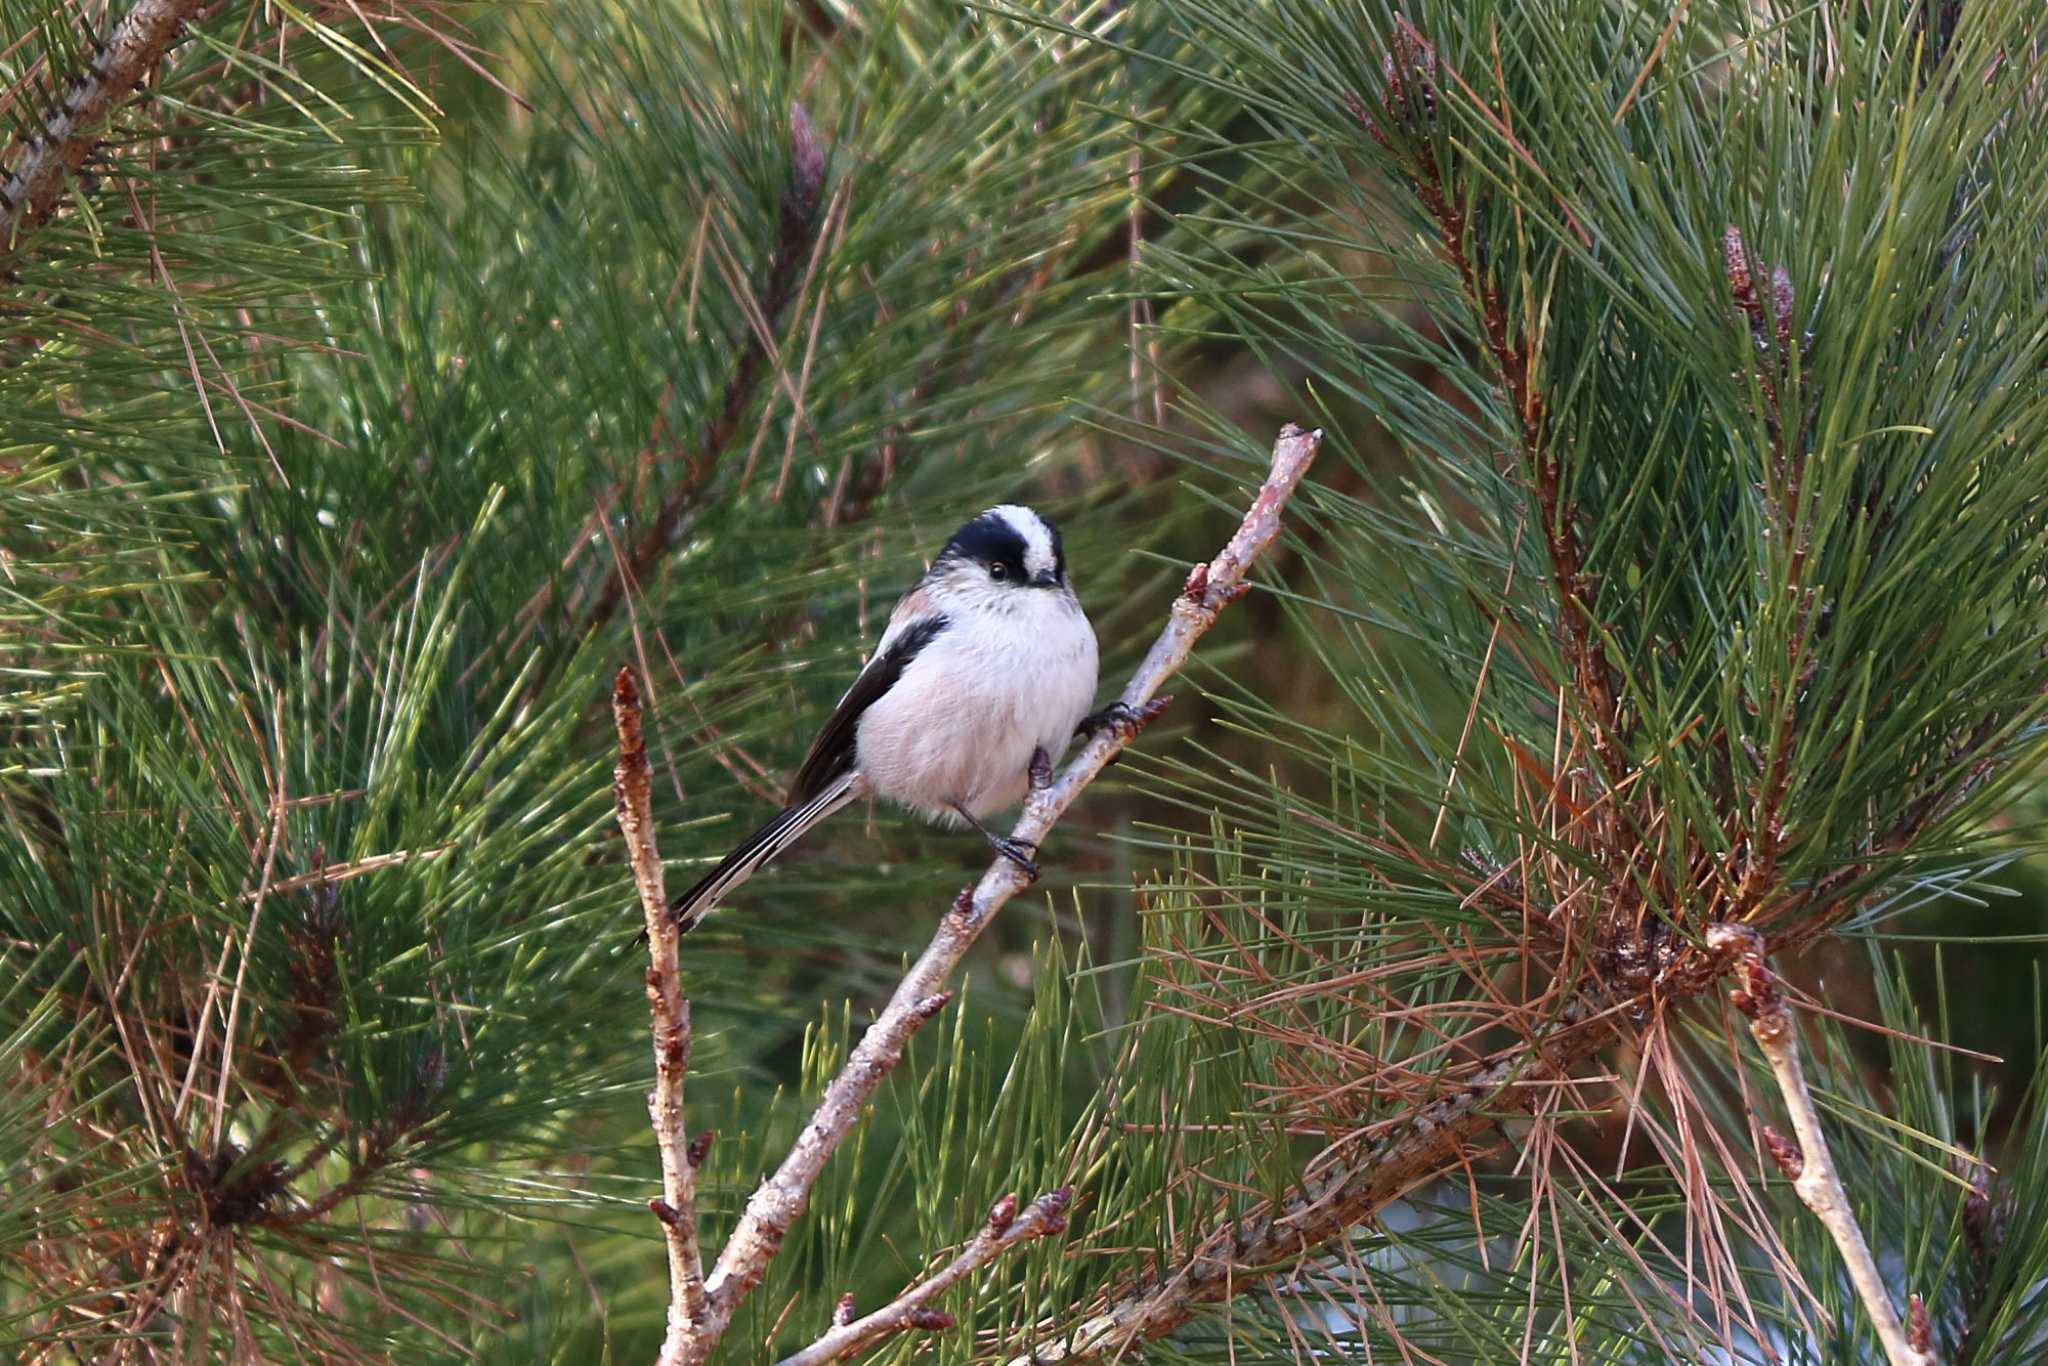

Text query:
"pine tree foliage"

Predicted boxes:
[[3, 0, 1229, 1356], [8, 0, 2048, 1362], [955, 0, 2048, 1360]]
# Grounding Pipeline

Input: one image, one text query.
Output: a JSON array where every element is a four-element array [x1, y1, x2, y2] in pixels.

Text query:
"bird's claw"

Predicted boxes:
[[989, 835, 1040, 881], [1028, 746, 1054, 790], [1077, 696, 1173, 743]]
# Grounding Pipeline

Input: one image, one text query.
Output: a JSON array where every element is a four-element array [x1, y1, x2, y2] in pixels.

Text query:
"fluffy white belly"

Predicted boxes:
[[855, 598, 1096, 822]]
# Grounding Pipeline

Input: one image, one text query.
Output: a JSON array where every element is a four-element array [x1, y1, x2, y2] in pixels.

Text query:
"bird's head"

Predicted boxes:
[[927, 504, 1069, 597]]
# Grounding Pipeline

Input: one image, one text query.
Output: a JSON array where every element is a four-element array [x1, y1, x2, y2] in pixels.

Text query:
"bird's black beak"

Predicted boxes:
[[1031, 569, 1062, 589]]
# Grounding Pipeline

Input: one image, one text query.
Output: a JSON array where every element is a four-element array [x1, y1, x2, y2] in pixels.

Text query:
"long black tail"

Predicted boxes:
[[668, 771, 862, 931]]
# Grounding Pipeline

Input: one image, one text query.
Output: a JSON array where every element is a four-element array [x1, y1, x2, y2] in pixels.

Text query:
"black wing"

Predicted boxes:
[[786, 614, 948, 803]]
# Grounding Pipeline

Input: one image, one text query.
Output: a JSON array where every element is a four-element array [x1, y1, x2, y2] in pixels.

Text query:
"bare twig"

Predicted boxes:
[[689, 423, 1323, 1353], [612, 669, 708, 1361], [1706, 924, 1938, 1366], [777, 1188, 1073, 1366]]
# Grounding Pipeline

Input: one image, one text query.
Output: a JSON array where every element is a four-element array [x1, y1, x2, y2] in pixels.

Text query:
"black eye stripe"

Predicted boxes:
[[939, 511, 1033, 584], [935, 507, 1065, 585]]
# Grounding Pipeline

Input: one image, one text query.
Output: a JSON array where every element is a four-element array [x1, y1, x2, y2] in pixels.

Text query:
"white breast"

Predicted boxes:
[[854, 588, 1098, 823]]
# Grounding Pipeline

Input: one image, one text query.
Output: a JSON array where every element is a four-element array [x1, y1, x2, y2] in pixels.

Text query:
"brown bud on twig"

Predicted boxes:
[[1737, 956, 1781, 1018], [1963, 1159, 1996, 1261], [650, 1198, 683, 1228], [687, 1130, 716, 1169], [1344, 23, 1436, 150], [1709, 924, 1794, 1044], [1906, 1294, 1932, 1354], [1723, 225, 1757, 321], [1722, 224, 1800, 364], [1705, 920, 1765, 961], [1182, 562, 1209, 601], [913, 990, 953, 1021], [907, 1309, 956, 1332], [986, 1192, 1020, 1235], [832, 1293, 857, 1328], [1761, 1123, 1804, 1180], [1035, 1185, 1074, 1235]]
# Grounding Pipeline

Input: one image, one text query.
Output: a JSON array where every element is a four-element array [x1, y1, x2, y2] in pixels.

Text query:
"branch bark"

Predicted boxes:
[[612, 669, 708, 1363], [1707, 924, 1939, 1366], [776, 1188, 1073, 1366], [688, 421, 1323, 1354], [0, 0, 213, 255]]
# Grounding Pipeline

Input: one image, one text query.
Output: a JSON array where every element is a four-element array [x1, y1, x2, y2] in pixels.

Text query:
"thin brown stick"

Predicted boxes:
[[690, 422, 1323, 1354], [1611, 0, 1693, 126], [776, 1188, 1073, 1366], [1706, 925, 1938, 1366], [612, 669, 708, 1361]]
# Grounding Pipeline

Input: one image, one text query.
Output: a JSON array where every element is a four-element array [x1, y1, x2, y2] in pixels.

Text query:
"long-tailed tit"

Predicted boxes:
[[670, 504, 1110, 930]]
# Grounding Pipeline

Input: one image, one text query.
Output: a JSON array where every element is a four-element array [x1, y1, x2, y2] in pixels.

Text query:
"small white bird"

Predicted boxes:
[[670, 504, 1109, 930]]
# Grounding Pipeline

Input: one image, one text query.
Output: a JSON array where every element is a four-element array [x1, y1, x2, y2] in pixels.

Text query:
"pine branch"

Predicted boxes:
[[1012, 762, 1983, 1358], [613, 669, 709, 1361], [1007, 809, 1991, 1363], [686, 422, 1322, 1358], [1709, 924, 1939, 1366], [1349, 23, 1628, 785], [775, 1187, 1072, 1366], [0, 0, 214, 256], [575, 100, 829, 645], [1006, 987, 1623, 1362], [1719, 224, 1820, 916]]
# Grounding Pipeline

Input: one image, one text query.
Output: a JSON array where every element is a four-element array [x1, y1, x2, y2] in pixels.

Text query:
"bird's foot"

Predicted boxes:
[[1028, 746, 1054, 790], [1077, 696, 1173, 743], [985, 833, 1040, 881]]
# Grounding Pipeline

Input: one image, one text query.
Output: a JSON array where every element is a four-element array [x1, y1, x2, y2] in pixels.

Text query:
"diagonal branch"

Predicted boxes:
[[612, 669, 708, 1362], [776, 1188, 1073, 1366], [0, 0, 214, 255], [689, 422, 1323, 1354], [1008, 989, 1626, 1362]]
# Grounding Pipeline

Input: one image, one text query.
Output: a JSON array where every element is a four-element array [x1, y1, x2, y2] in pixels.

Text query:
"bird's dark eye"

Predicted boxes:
[[987, 561, 1008, 581]]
